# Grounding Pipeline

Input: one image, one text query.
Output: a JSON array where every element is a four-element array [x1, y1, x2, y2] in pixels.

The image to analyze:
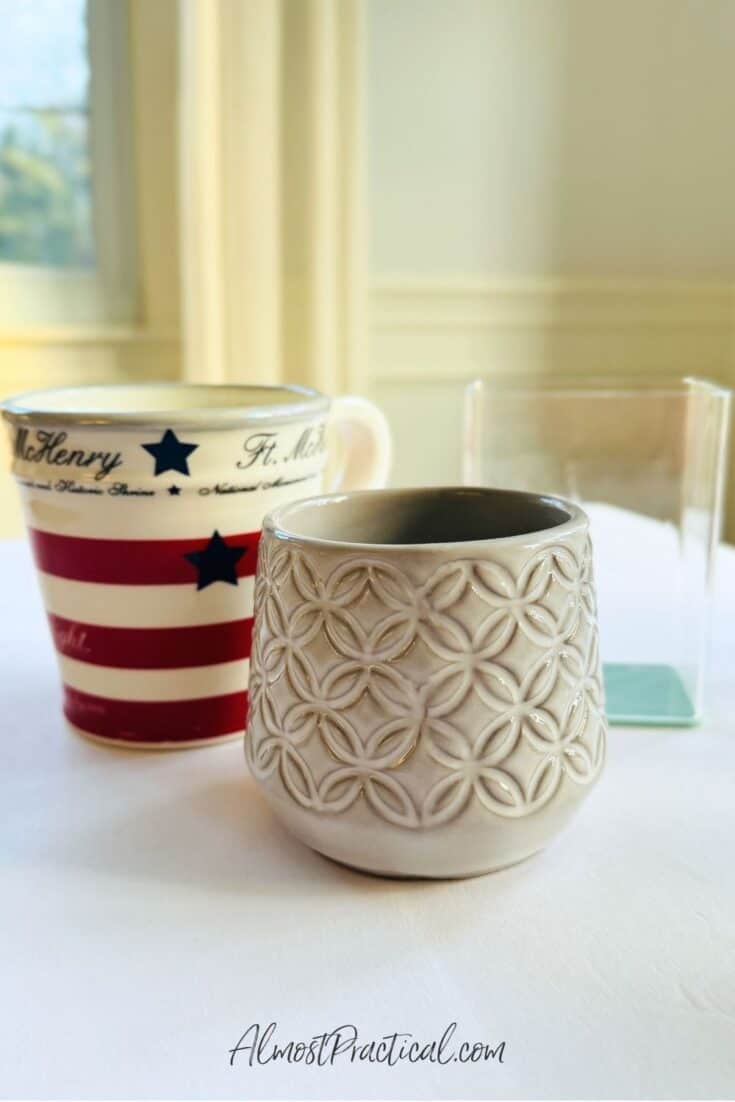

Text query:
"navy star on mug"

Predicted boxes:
[[142, 429, 198, 476], [184, 531, 247, 590]]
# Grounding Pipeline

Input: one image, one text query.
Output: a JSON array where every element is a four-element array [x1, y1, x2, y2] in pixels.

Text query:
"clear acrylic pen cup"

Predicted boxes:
[[463, 375, 731, 726]]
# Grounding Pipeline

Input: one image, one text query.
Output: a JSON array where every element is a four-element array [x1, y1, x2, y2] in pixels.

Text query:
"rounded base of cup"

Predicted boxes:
[[67, 720, 244, 751], [315, 845, 545, 881], [251, 782, 585, 880]]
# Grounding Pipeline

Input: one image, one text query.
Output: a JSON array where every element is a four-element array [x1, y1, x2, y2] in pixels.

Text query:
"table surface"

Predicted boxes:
[[2, 532, 735, 1101]]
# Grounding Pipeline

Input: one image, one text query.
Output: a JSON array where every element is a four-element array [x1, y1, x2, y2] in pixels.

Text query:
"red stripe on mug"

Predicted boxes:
[[63, 685, 249, 743], [49, 614, 253, 669], [29, 528, 261, 585]]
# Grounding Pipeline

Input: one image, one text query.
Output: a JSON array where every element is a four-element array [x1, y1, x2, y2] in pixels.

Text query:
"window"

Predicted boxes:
[[0, 0, 93, 268], [0, 0, 180, 540], [0, 0, 137, 327]]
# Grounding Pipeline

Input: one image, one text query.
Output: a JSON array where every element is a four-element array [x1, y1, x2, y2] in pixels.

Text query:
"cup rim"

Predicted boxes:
[[0, 382, 330, 429], [264, 486, 588, 552]]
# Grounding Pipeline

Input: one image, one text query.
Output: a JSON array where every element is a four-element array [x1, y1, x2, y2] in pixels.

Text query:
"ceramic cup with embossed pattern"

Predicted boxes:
[[2, 384, 391, 748], [246, 486, 607, 878]]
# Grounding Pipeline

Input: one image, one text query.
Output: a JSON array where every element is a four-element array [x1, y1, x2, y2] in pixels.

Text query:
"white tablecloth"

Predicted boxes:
[[2, 534, 734, 1100]]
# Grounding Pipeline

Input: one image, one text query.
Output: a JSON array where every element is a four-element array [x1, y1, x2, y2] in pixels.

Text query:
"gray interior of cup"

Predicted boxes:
[[277, 488, 571, 545]]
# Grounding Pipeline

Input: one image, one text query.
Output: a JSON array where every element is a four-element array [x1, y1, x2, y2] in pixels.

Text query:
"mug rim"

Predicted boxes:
[[0, 381, 330, 429], [264, 486, 588, 552]]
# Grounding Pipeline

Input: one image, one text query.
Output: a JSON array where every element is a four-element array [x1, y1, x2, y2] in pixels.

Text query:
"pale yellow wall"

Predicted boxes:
[[369, 0, 735, 279], [366, 0, 735, 536]]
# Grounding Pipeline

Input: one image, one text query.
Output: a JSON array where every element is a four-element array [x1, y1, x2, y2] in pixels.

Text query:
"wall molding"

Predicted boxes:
[[371, 278, 735, 330], [369, 278, 735, 384]]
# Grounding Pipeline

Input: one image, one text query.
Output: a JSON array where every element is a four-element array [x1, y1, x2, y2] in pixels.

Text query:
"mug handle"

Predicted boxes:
[[326, 395, 392, 492]]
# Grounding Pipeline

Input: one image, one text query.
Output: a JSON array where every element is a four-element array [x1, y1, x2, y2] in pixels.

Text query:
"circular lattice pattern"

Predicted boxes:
[[246, 532, 606, 829]]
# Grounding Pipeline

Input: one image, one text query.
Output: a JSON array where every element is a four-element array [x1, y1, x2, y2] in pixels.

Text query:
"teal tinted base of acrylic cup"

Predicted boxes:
[[603, 663, 699, 727]]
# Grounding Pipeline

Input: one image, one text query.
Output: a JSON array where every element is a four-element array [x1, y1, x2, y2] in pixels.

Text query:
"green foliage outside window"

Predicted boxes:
[[0, 110, 94, 268]]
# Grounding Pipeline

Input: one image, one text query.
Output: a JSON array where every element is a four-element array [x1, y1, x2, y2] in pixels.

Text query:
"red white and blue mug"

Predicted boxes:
[[1, 383, 391, 748]]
